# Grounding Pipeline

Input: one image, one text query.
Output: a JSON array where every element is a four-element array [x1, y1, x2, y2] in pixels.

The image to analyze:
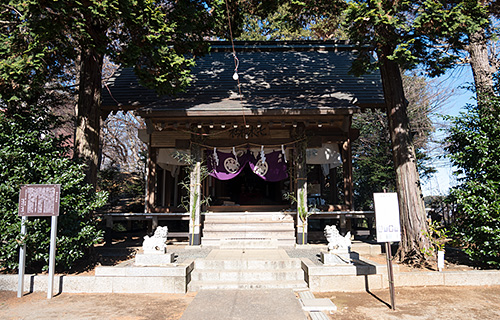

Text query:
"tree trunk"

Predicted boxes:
[[467, 28, 497, 104], [74, 46, 104, 189], [377, 45, 431, 265]]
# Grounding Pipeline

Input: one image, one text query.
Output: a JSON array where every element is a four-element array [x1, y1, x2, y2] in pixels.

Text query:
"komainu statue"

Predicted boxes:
[[324, 225, 351, 252], [142, 226, 168, 254]]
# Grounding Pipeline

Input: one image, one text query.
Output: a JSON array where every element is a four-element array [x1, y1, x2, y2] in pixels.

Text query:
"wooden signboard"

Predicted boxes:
[[18, 184, 60, 217], [17, 184, 61, 299]]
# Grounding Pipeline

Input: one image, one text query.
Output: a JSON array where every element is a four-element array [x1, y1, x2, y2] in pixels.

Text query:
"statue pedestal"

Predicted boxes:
[[321, 251, 358, 265], [135, 253, 174, 266]]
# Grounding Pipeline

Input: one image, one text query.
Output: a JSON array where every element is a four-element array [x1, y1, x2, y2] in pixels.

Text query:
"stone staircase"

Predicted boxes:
[[187, 249, 308, 291], [201, 212, 296, 248]]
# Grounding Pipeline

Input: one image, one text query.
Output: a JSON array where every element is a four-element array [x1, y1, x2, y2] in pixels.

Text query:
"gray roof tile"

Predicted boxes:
[[101, 41, 385, 116]]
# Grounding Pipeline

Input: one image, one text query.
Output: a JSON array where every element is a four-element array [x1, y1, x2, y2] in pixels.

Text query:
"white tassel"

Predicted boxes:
[[260, 145, 266, 165]]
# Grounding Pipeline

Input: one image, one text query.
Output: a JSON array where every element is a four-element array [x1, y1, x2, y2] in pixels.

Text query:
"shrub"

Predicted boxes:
[[446, 98, 500, 268], [0, 111, 107, 272]]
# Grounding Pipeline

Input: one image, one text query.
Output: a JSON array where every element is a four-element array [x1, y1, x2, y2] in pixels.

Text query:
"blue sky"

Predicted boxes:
[[421, 65, 475, 197]]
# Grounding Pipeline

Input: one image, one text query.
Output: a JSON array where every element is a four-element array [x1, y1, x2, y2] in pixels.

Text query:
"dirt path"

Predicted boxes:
[[317, 286, 500, 320], [0, 291, 196, 320], [1, 286, 500, 320]]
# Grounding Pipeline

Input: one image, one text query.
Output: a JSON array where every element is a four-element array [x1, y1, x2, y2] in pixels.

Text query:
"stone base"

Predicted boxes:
[[135, 253, 174, 266], [321, 252, 358, 265]]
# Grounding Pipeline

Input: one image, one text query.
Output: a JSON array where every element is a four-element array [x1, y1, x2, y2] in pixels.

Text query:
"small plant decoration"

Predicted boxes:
[[174, 152, 211, 245], [284, 190, 312, 245], [421, 220, 448, 257]]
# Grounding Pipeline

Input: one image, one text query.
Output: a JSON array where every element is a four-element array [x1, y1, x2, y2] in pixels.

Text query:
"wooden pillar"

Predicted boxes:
[[189, 141, 202, 245], [146, 145, 157, 214], [342, 138, 353, 235], [295, 124, 308, 245]]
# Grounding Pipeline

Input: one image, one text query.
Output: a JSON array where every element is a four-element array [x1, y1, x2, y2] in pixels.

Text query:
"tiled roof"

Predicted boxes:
[[101, 41, 385, 116]]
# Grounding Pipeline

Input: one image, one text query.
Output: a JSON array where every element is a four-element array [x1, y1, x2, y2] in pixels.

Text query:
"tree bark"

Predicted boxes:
[[468, 28, 497, 104], [74, 46, 104, 189], [377, 44, 431, 264]]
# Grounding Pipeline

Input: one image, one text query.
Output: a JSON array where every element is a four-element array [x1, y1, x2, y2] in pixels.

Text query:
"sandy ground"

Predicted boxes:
[[317, 286, 500, 320], [1, 286, 500, 320], [0, 291, 196, 320]]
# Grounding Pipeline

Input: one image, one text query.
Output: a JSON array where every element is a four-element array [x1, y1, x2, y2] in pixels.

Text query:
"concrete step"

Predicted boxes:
[[190, 269, 304, 281], [194, 258, 302, 270], [187, 280, 308, 291]]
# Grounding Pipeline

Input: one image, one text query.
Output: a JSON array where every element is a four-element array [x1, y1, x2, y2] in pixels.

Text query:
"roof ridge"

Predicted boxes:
[[209, 40, 359, 52]]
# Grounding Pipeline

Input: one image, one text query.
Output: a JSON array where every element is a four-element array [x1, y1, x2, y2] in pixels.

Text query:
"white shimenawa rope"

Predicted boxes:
[[232, 147, 239, 165], [213, 147, 219, 166], [281, 145, 287, 163], [260, 145, 266, 165]]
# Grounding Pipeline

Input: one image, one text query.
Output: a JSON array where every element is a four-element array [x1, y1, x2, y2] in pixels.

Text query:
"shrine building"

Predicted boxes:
[[101, 41, 385, 246]]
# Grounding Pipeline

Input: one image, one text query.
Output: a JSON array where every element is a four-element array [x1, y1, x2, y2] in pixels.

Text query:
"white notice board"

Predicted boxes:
[[374, 193, 401, 243]]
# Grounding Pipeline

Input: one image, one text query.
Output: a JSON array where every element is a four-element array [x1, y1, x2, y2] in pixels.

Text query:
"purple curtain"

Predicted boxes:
[[207, 149, 288, 182], [249, 150, 288, 182], [206, 150, 251, 180]]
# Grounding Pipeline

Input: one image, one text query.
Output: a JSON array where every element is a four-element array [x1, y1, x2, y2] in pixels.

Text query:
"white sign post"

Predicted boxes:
[[17, 184, 60, 299], [374, 192, 401, 311]]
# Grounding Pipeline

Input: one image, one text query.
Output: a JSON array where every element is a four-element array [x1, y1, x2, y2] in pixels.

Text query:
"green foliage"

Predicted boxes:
[[174, 152, 211, 215], [446, 98, 500, 267], [283, 190, 310, 223], [421, 220, 448, 257], [0, 111, 107, 272], [0, 1, 226, 111], [343, 0, 490, 77]]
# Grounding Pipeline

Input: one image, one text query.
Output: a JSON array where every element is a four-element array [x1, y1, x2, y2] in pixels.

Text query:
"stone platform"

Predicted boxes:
[[3, 242, 500, 295]]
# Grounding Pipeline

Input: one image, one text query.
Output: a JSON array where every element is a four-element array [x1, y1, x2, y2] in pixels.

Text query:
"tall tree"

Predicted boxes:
[[343, 0, 458, 264], [416, 0, 497, 102], [353, 73, 442, 210], [2, 1, 229, 188], [421, 0, 500, 266]]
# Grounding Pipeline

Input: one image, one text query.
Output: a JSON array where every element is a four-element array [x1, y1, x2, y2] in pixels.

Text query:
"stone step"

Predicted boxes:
[[203, 218, 294, 224], [194, 258, 302, 270], [202, 231, 295, 238], [201, 238, 296, 248], [203, 223, 294, 231], [187, 280, 308, 291], [203, 214, 294, 223], [351, 242, 382, 256], [190, 269, 304, 281]]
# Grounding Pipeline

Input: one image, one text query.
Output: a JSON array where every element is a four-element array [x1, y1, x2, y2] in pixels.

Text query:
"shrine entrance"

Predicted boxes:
[[212, 165, 288, 207]]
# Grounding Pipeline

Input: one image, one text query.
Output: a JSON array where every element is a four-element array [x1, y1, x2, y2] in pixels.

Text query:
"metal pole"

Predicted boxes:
[[17, 216, 27, 298], [47, 215, 58, 299], [385, 241, 396, 310]]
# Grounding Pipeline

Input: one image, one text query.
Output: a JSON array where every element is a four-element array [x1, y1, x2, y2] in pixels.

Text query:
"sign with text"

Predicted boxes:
[[18, 184, 61, 217], [374, 192, 401, 243]]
